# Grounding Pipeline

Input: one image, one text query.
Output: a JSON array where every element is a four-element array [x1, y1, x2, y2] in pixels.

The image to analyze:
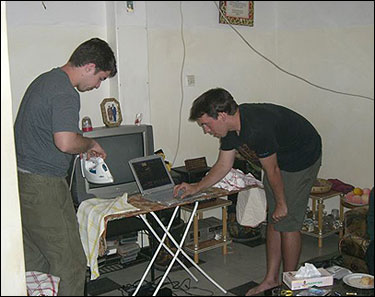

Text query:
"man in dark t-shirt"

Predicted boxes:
[[220, 104, 321, 172], [174, 88, 322, 296]]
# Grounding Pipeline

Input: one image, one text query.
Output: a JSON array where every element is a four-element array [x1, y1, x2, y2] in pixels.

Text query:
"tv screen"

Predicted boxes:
[[88, 133, 143, 190], [69, 125, 154, 205]]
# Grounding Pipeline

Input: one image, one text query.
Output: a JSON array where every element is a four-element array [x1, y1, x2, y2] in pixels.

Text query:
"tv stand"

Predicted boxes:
[[105, 216, 146, 239]]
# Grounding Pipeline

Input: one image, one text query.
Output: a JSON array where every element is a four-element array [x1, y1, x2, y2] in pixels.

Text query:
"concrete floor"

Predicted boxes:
[[88, 233, 341, 296]]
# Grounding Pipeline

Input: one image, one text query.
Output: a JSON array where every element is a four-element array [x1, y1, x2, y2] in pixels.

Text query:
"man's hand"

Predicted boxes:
[[86, 140, 107, 160], [173, 183, 199, 199], [259, 153, 288, 223], [272, 202, 288, 223]]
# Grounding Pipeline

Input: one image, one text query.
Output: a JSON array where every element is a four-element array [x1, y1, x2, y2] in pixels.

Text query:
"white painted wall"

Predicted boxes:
[[146, 1, 374, 187], [6, 1, 110, 128], [145, 1, 373, 212], [1, 2, 26, 295], [6, 1, 374, 187], [112, 1, 151, 124], [2, 1, 374, 291]]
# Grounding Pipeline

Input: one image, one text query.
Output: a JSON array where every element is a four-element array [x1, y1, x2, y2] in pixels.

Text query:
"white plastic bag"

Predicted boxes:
[[236, 187, 267, 227]]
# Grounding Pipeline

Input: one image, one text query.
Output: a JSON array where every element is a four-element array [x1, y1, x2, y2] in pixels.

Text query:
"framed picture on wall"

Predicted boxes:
[[100, 98, 123, 127], [219, 1, 254, 27]]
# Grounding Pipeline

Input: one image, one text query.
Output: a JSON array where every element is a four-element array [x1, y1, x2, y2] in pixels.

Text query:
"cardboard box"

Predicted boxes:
[[172, 166, 210, 183], [283, 268, 333, 290]]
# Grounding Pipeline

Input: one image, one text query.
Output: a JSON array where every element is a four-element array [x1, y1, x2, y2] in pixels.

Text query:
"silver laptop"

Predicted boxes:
[[128, 154, 206, 206]]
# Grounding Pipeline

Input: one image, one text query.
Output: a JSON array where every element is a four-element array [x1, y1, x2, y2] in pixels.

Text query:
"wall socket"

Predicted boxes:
[[186, 75, 195, 87]]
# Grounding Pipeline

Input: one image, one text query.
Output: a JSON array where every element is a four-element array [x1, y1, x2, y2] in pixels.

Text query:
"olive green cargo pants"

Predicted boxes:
[[18, 171, 87, 296]]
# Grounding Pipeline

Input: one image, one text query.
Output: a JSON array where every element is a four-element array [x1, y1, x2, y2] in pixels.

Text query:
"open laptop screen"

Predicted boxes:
[[131, 157, 173, 191]]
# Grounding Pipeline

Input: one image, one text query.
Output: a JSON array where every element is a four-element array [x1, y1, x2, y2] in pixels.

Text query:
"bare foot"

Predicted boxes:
[[245, 279, 280, 296]]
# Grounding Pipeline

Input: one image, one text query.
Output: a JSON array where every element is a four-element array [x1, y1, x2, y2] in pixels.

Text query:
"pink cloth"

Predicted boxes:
[[327, 178, 354, 194]]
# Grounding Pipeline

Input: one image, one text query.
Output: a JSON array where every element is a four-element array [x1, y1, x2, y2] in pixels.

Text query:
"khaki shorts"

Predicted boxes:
[[264, 155, 322, 232]]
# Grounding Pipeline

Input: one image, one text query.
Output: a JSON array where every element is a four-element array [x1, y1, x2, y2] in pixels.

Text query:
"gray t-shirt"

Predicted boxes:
[[14, 68, 81, 177]]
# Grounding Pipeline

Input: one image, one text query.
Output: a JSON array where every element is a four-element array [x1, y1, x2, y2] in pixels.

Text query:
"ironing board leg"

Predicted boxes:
[[151, 201, 227, 295], [133, 206, 197, 296], [140, 214, 198, 281]]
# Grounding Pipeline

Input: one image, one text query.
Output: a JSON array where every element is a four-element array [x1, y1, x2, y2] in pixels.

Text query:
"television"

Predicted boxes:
[[69, 124, 154, 205]]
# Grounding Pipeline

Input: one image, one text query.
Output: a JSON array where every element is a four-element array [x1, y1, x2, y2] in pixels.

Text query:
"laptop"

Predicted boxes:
[[128, 154, 206, 206]]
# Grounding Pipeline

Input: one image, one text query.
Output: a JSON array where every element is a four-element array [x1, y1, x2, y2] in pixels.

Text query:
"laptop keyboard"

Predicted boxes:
[[144, 189, 174, 202], [144, 190, 208, 206]]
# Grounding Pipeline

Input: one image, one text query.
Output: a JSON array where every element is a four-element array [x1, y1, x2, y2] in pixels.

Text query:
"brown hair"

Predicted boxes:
[[68, 38, 117, 77], [189, 88, 238, 121]]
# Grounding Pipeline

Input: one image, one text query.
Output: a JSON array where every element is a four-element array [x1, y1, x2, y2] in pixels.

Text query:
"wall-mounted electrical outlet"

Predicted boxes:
[[186, 75, 195, 87]]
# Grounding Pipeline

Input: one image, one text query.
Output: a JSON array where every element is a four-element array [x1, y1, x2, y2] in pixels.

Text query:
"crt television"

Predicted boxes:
[[70, 124, 154, 205]]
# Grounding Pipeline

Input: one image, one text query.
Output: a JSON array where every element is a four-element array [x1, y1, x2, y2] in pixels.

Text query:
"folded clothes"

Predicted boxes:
[[327, 178, 354, 194]]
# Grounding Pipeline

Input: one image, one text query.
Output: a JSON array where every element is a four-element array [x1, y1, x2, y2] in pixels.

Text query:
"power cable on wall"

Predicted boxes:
[[172, 1, 186, 166], [213, 1, 373, 101], [172, 1, 373, 166]]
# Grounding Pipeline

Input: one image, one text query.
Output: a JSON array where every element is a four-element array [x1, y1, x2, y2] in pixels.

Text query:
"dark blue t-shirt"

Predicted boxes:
[[14, 68, 81, 177], [220, 103, 322, 172]]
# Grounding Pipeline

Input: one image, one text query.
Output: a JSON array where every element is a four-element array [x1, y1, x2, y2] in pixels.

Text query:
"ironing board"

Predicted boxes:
[[93, 186, 257, 295]]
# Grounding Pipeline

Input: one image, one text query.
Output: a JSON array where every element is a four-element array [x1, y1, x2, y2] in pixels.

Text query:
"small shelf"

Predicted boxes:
[[184, 238, 233, 254], [305, 190, 342, 248], [181, 198, 232, 263], [301, 228, 340, 239], [96, 247, 151, 275]]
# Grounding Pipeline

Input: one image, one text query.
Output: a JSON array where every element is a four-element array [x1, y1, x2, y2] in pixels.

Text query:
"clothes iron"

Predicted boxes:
[[80, 154, 114, 184]]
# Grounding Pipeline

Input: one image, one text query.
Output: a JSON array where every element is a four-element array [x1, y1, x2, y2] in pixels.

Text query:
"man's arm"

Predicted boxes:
[[259, 153, 287, 222], [174, 149, 236, 198], [53, 131, 106, 159]]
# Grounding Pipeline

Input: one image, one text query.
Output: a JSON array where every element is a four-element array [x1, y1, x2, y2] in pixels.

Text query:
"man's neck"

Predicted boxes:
[[227, 109, 241, 135], [60, 63, 79, 88], [233, 109, 241, 135]]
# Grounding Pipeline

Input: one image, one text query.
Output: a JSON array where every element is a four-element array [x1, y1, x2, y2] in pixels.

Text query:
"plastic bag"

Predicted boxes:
[[236, 187, 267, 227]]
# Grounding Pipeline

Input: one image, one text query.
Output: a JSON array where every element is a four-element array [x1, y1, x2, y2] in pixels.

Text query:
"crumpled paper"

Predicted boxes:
[[295, 263, 322, 278]]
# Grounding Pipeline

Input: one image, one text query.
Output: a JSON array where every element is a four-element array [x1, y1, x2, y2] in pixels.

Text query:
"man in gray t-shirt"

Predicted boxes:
[[15, 67, 81, 177], [14, 38, 117, 296]]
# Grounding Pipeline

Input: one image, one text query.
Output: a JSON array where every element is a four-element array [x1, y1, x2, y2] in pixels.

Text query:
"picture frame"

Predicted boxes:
[[100, 98, 123, 127], [219, 1, 254, 27]]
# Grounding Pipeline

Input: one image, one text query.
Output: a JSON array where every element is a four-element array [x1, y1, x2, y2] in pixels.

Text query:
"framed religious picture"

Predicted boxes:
[[219, 1, 254, 27], [100, 98, 123, 127]]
